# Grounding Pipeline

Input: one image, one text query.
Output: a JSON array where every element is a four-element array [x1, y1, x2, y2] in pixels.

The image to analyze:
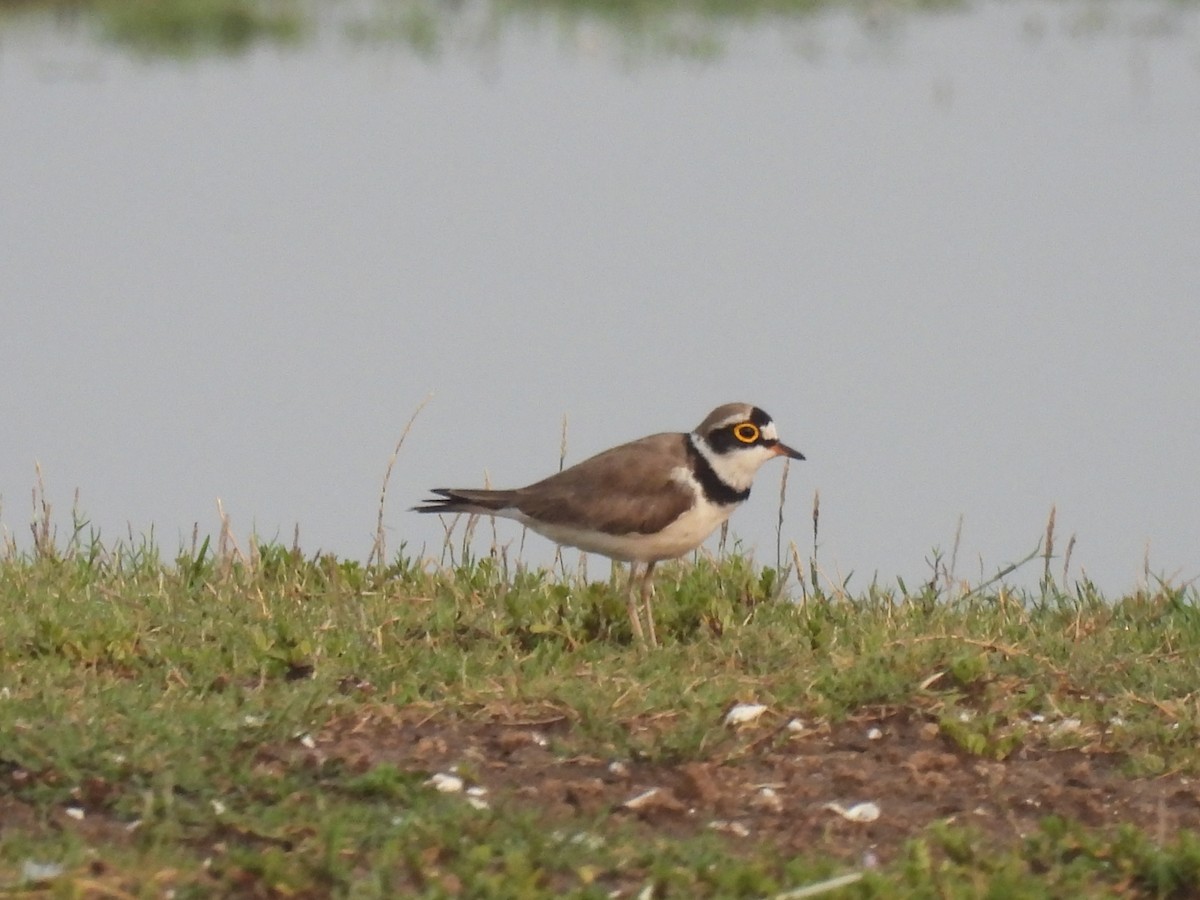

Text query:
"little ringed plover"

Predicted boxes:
[[414, 402, 804, 645]]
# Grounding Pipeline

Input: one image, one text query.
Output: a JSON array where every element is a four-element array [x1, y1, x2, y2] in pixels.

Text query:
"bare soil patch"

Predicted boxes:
[[286, 706, 1200, 865]]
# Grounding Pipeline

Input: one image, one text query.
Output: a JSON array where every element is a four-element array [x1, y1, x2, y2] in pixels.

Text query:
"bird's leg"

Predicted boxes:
[[640, 561, 658, 647], [625, 563, 647, 644]]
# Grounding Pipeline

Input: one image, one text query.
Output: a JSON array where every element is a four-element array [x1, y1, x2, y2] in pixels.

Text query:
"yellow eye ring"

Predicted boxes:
[[734, 423, 759, 444]]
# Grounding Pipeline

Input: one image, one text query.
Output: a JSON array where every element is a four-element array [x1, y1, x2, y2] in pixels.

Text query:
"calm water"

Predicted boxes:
[[2, 2, 1198, 593]]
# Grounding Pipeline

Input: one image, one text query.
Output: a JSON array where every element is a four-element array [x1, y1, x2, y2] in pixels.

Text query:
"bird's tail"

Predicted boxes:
[[411, 488, 520, 516]]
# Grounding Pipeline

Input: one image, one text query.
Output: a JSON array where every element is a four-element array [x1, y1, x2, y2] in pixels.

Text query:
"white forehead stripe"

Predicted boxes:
[[761, 422, 779, 441], [712, 411, 750, 430]]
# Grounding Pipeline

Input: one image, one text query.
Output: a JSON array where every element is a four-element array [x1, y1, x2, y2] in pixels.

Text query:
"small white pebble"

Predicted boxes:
[[567, 831, 604, 850], [823, 801, 881, 823], [724, 703, 768, 726], [786, 718, 805, 733], [426, 773, 464, 793], [298, 733, 316, 750], [211, 799, 226, 816], [64, 807, 85, 821], [466, 796, 490, 811], [957, 710, 973, 723], [621, 787, 662, 810], [866, 727, 883, 740], [607, 760, 630, 778], [1029, 713, 1047, 724], [21, 860, 65, 882], [466, 785, 488, 797], [754, 787, 784, 813], [530, 732, 549, 747], [708, 819, 751, 837]]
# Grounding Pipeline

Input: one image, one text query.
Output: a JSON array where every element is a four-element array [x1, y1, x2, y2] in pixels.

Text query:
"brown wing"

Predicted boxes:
[[511, 433, 694, 536]]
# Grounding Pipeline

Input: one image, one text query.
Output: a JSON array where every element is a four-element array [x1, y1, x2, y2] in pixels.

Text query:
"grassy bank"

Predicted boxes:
[[2, 522, 1200, 897], [1, 0, 960, 59]]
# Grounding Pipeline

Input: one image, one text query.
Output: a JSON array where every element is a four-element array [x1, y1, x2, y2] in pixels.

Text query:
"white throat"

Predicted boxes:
[[690, 432, 778, 493]]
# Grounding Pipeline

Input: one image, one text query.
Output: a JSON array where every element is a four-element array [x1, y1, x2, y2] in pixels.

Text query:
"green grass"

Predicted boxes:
[[2, 519, 1200, 897], [93, 0, 306, 57], [1, 0, 962, 60]]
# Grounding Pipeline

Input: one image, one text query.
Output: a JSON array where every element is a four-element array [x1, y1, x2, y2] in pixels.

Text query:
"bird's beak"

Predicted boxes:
[[772, 442, 805, 461]]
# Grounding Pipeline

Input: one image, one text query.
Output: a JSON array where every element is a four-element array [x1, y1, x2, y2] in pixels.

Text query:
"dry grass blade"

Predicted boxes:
[[1043, 504, 1057, 584], [1, 497, 13, 559], [948, 513, 964, 591], [558, 412, 569, 473], [767, 871, 864, 900], [31, 461, 53, 558], [775, 457, 790, 576], [811, 489, 820, 560], [553, 414, 568, 574], [959, 541, 1043, 601], [216, 497, 246, 575], [792, 541, 807, 609], [369, 394, 432, 570]]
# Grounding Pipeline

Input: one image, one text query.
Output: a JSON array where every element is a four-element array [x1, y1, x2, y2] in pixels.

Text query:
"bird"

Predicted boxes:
[[413, 403, 804, 645]]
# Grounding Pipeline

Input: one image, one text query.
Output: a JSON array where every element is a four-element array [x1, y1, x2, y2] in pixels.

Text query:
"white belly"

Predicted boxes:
[[518, 498, 736, 563]]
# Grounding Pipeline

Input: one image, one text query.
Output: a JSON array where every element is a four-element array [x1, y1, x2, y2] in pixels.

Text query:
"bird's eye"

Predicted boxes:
[[733, 423, 759, 444]]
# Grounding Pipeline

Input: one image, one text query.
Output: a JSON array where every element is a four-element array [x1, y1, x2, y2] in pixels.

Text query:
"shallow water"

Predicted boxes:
[[2, 2, 1198, 592]]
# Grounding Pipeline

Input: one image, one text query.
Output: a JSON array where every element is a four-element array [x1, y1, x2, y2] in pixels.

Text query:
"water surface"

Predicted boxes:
[[2, 2, 1198, 592]]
